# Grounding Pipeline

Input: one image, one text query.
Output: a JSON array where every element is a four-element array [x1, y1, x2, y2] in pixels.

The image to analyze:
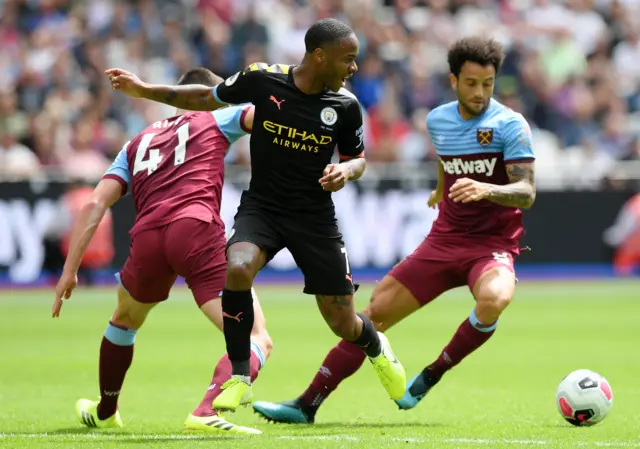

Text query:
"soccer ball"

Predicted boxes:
[[555, 369, 613, 426]]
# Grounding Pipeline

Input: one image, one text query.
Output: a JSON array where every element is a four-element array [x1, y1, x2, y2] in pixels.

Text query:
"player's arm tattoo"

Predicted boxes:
[[485, 162, 536, 209], [341, 158, 366, 181], [143, 84, 224, 111]]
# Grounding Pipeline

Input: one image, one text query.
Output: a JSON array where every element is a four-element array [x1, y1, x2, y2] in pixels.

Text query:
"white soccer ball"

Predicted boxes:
[[556, 369, 613, 426]]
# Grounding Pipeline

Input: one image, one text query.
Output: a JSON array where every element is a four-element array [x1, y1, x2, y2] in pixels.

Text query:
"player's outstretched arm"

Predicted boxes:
[[485, 162, 536, 209], [52, 179, 123, 318], [105, 68, 224, 111]]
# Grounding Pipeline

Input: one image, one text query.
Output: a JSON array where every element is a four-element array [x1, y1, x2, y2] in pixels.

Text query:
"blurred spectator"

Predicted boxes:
[[0, 90, 40, 179], [604, 193, 640, 275], [612, 19, 640, 109], [0, 130, 42, 180], [42, 180, 115, 285], [0, 0, 638, 189], [351, 54, 386, 111]]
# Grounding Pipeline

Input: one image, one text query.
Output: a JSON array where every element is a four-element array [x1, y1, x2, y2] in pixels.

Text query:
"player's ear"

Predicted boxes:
[[449, 73, 458, 91], [313, 48, 325, 64]]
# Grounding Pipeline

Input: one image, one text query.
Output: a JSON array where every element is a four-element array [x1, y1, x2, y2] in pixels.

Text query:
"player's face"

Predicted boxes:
[[450, 62, 496, 118], [320, 34, 359, 92]]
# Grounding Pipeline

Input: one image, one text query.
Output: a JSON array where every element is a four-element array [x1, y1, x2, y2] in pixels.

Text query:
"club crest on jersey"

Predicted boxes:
[[320, 107, 338, 126], [225, 72, 240, 86], [477, 128, 494, 146]]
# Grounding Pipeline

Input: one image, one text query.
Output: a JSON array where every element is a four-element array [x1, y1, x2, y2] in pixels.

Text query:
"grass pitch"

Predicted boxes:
[[1, 280, 639, 448]]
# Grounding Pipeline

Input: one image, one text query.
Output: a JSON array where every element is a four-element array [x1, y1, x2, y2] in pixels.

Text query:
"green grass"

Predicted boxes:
[[1, 281, 639, 448]]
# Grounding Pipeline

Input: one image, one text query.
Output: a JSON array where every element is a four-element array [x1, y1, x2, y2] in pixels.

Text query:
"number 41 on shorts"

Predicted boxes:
[[492, 252, 510, 265]]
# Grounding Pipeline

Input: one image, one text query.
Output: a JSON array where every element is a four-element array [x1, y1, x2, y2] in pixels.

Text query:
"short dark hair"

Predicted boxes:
[[447, 37, 505, 77], [304, 18, 354, 53], [177, 67, 223, 86]]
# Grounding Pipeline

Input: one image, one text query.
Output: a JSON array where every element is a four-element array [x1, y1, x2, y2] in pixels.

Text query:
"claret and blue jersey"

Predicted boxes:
[[102, 106, 251, 236], [427, 99, 536, 247], [104, 106, 250, 193]]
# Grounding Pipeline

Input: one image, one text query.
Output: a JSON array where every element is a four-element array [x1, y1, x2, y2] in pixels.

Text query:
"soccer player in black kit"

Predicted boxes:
[[106, 18, 406, 411]]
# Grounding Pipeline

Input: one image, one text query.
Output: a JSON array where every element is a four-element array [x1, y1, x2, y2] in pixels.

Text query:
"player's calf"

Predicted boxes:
[[397, 308, 499, 410], [194, 291, 273, 417], [399, 267, 516, 410], [316, 295, 382, 357], [94, 285, 155, 420], [258, 277, 420, 423], [219, 243, 266, 398], [315, 295, 362, 341], [316, 294, 406, 400]]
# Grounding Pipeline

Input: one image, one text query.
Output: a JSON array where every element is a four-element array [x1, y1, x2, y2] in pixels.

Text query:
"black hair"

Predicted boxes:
[[304, 18, 355, 53], [177, 67, 223, 86], [447, 37, 505, 77]]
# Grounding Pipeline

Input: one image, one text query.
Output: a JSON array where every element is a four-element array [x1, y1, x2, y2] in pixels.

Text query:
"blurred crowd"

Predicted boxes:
[[1, 0, 640, 189]]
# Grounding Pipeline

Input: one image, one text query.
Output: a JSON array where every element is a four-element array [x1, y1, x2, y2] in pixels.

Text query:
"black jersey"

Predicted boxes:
[[213, 63, 365, 217]]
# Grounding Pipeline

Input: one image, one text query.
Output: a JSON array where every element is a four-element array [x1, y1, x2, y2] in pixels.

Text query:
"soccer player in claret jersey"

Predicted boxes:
[[53, 68, 270, 435], [105, 18, 406, 410], [251, 36, 537, 424]]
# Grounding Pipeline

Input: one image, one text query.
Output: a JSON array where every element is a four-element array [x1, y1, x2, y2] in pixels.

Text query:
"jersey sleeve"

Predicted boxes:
[[213, 106, 251, 144], [337, 100, 365, 161], [102, 143, 131, 196], [502, 115, 535, 163], [425, 111, 434, 142], [212, 62, 278, 105]]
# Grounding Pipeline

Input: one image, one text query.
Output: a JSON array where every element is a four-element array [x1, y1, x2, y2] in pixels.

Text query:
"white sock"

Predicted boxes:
[[231, 374, 251, 385]]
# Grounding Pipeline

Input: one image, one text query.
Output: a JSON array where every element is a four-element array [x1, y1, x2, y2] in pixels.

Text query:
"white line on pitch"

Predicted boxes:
[[0, 433, 639, 447]]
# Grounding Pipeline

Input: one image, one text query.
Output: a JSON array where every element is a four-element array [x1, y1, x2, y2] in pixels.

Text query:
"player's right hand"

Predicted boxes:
[[105, 68, 146, 98], [52, 271, 78, 318], [428, 189, 443, 209]]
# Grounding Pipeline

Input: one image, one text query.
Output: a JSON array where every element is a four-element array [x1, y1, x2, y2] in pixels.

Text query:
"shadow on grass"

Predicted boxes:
[[33, 428, 245, 444], [265, 421, 444, 430], [18, 422, 444, 445]]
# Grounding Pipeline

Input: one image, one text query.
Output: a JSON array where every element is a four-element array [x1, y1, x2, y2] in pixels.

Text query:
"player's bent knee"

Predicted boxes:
[[263, 334, 274, 357], [365, 282, 398, 332], [225, 264, 254, 289], [475, 290, 513, 322], [362, 303, 388, 332], [112, 286, 154, 330], [225, 243, 262, 289], [111, 309, 146, 330], [362, 275, 420, 333], [474, 268, 515, 310]]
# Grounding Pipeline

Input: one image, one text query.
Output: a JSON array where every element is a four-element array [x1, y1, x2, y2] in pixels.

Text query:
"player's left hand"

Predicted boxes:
[[449, 178, 490, 203], [52, 271, 78, 318], [320, 164, 349, 192]]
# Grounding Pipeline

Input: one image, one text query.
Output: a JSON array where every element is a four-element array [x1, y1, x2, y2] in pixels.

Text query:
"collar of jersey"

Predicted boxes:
[[287, 65, 330, 97]]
